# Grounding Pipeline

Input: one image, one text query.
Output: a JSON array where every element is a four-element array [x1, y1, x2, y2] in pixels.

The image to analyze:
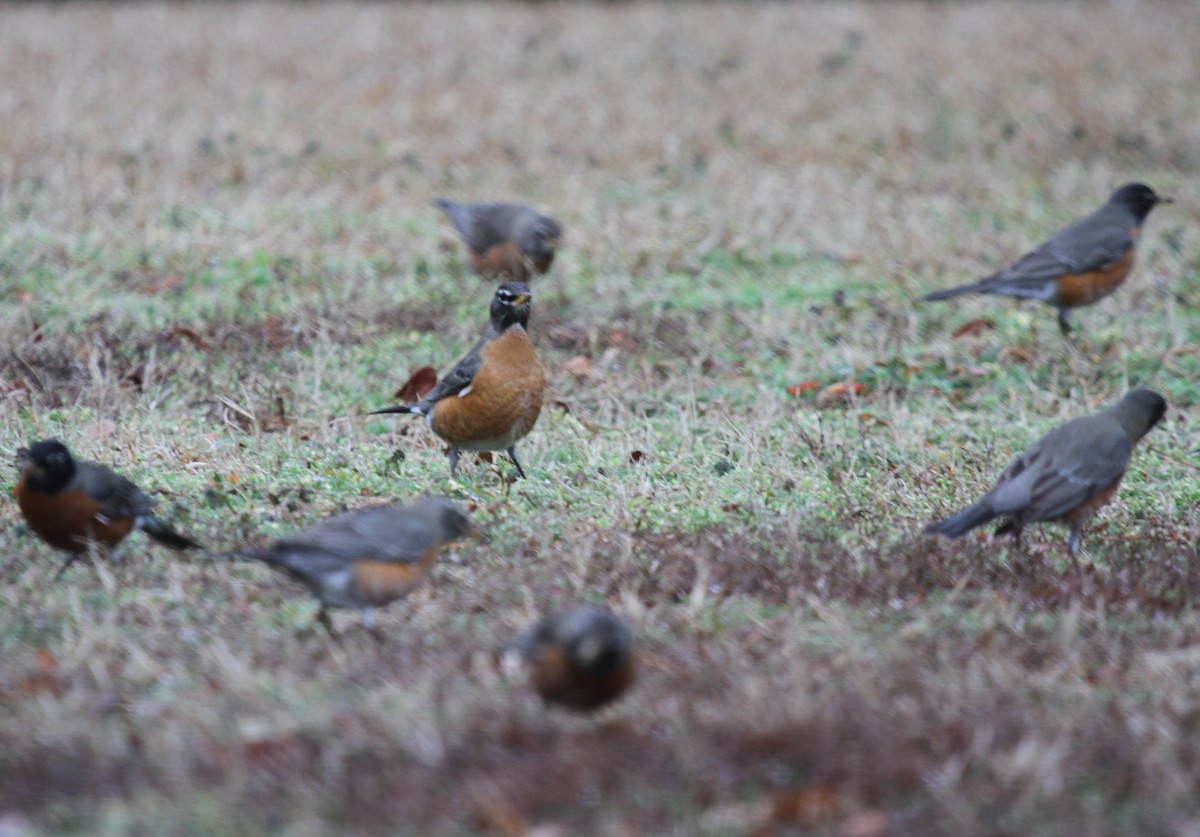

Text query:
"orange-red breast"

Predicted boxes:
[[371, 282, 544, 480], [14, 439, 199, 578], [922, 183, 1171, 334], [433, 199, 562, 281], [519, 605, 635, 711], [231, 497, 472, 635]]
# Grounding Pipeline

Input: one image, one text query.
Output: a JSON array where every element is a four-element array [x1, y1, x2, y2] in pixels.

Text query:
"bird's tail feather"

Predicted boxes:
[[141, 519, 201, 551], [368, 404, 421, 416], [921, 283, 983, 302], [924, 501, 996, 539]]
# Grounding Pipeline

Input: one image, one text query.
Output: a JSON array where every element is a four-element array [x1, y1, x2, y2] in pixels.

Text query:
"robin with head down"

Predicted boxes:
[[520, 605, 635, 711], [231, 497, 472, 636], [925, 389, 1166, 556], [433, 199, 562, 281], [370, 281, 544, 480], [921, 183, 1171, 335], [13, 439, 200, 578]]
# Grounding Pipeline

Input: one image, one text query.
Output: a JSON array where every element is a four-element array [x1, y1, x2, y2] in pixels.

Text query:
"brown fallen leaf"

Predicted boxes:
[[952, 317, 995, 338], [137, 274, 183, 295], [816, 381, 868, 407], [999, 346, 1036, 364], [164, 325, 211, 351], [770, 784, 841, 824], [787, 381, 822, 397], [564, 355, 593, 381], [394, 366, 438, 402], [82, 419, 118, 440], [552, 399, 606, 434], [841, 810, 888, 837], [13, 649, 65, 699]]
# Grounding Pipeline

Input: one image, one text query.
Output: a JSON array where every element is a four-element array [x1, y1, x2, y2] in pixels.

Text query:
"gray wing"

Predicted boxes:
[[436, 200, 529, 254], [987, 418, 1130, 522], [276, 506, 438, 566], [74, 462, 157, 519], [414, 327, 497, 407], [984, 210, 1133, 291]]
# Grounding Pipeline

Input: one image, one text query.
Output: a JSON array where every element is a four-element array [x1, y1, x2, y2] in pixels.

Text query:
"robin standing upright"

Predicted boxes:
[[925, 389, 1166, 556], [13, 439, 200, 578], [921, 183, 1171, 335], [433, 199, 562, 281], [230, 498, 472, 635], [519, 605, 636, 711], [370, 281, 545, 480]]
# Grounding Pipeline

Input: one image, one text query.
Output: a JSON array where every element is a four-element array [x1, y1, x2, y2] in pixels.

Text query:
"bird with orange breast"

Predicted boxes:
[[13, 439, 200, 578], [921, 183, 1171, 335], [434, 199, 562, 281], [371, 282, 544, 480], [518, 605, 636, 712], [229, 497, 472, 636], [925, 389, 1166, 556]]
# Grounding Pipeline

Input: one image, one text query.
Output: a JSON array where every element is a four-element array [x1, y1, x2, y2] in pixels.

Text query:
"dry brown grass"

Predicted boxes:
[[2, 2, 1200, 835]]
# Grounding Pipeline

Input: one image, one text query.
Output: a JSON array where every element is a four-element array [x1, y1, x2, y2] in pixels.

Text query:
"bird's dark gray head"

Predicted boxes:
[[1111, 183, 1171, 222], [516, 213, 562, 259], [490, 281, 533, 330], [17, 439, 76, 493], [555, 606, 632, 673], [1117, 388, 1167, 435], [411, 497, 473, 543]]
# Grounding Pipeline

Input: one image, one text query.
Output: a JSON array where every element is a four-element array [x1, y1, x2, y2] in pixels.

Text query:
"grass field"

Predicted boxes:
[[2, 2, 1200, 834]]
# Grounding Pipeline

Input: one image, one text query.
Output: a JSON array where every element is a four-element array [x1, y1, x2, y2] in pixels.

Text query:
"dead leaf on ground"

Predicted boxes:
[[164, 325, 212, 351], [137, 275, 183, 295], [82, 419, 118, 440], [217, 395, 290, 434], [840, 810, 889, 837], [769, 784, 841, 824], [564, 355, 593, 381], [4, 649, 65, 700], [999, 346, 1036, 364], [816, 381, 868, 407], [952, 318, 995, 338], [394, 366, 438, 402], [787, 381, 822, 397], [552, 399, 606, 434]]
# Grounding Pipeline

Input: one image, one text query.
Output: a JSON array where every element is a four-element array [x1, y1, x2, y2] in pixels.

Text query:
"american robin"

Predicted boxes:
[[370, 281, 544, 480], [519, 605, 635, 711], [925, 388, 1166, 556], [13, 439, 200, 578], [433, 199, 562, 281], [231, 498, 472, 635], [921, 183, 1171, 335]]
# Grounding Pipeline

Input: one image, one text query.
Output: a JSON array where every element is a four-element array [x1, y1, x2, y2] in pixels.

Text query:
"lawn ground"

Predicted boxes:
[[2, 2, 1200, 835]]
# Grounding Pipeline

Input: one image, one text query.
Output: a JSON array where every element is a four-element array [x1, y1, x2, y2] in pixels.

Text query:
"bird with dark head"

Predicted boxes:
[[520, 605, 636, 712], [433, 199, 562, 281], [228, 497, 473, 636], [921, 183, 1171, 335], [925, 389, 1167, 557], [370, 282, 544, 480], [14, 439, 200, 578]]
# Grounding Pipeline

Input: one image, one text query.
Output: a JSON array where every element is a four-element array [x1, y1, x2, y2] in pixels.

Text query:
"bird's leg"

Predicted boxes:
[[448, 446, 461, 478], [507, 446, 528, 480], [1067, 527, 1082, 558], [1057, 309, 1073, 337], [316, 605, 339, 639], [53, 552, 82, 581], [361, 607, 386, 642]]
